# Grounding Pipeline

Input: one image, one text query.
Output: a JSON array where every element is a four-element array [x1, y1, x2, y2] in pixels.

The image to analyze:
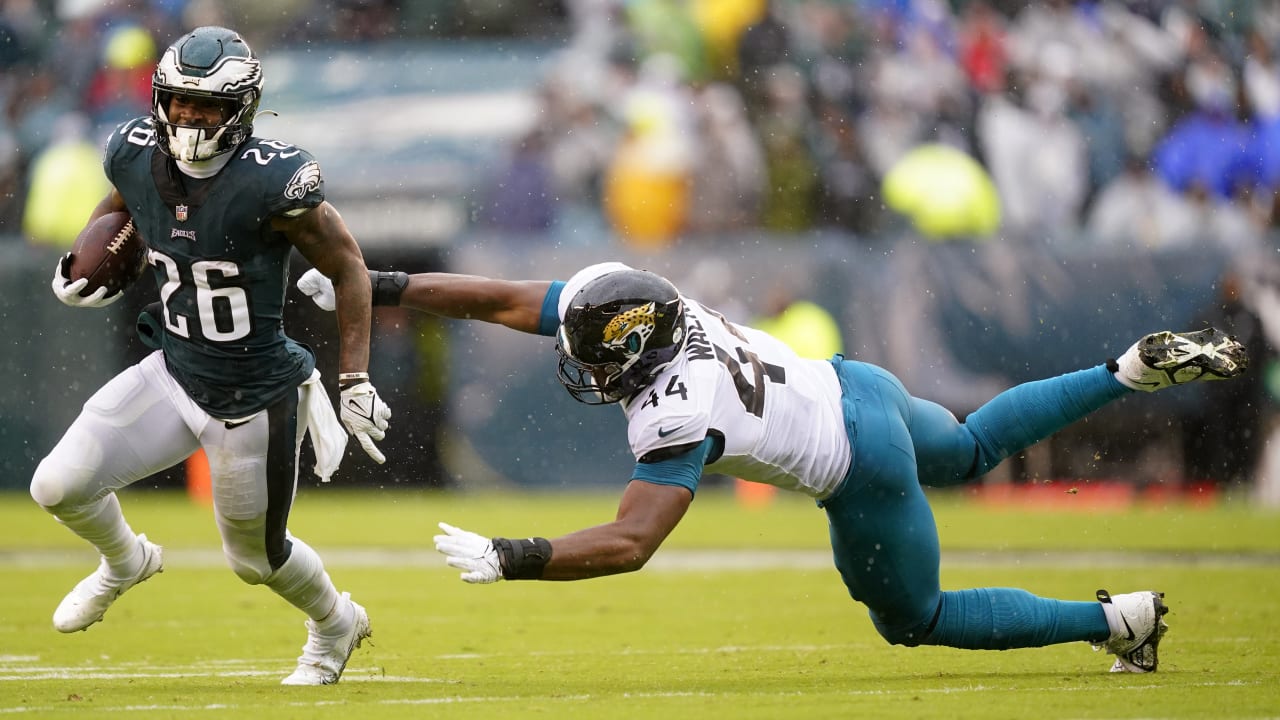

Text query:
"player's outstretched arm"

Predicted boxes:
[[434, 480, 693, 583], [397, 273, 553, 335], [298, 267, 552, 335]]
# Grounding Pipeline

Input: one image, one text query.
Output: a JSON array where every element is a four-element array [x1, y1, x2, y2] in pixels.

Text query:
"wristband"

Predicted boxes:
[[492, 536, 553, 580], [338, 372, 369, 389], [369, 270, 409, 307]]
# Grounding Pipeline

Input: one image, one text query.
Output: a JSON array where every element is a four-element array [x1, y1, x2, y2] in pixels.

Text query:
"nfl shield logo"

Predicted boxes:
[[176, 204, 188, 222]]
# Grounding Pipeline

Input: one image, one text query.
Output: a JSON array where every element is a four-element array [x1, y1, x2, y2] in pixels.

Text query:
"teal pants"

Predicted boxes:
[[821, 360, 1128, 649]]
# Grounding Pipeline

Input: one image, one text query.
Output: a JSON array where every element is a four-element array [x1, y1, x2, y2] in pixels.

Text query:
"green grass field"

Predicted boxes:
[[1, 488, 1277, 719]]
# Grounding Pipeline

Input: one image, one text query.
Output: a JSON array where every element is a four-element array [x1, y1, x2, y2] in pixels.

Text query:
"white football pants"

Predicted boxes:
[[30, 350, 342, 621]]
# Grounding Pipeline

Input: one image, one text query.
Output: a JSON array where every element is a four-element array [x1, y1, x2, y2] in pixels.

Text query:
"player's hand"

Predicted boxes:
[[51, 254, 123, 308], [434, 522, 502, 584], [297, 268, 336, 311], [340, 381, 391, 463]]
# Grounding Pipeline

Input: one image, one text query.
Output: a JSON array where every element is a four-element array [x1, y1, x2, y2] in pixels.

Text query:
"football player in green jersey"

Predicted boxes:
[[36, 27, 386, 685]]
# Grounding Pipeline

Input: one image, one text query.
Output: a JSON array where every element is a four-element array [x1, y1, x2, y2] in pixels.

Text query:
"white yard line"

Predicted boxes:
[[1, 547, 1277, 570]]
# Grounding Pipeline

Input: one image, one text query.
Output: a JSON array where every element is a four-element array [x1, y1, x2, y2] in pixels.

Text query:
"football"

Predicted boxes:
[[69, 211, 148, 297]]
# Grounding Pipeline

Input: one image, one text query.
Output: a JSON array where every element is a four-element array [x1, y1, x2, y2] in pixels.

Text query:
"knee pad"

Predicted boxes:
[[226, 550, 272, 585], [30, 453, 92, 510], [869, 604, 939, 647]]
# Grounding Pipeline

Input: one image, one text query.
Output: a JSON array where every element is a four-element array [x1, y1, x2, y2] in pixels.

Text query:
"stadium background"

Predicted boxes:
[[1, 0, 1278, 506]]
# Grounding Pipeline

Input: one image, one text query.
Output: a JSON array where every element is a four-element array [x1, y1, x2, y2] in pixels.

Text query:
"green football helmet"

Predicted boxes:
[[151, 26, 262, 162]]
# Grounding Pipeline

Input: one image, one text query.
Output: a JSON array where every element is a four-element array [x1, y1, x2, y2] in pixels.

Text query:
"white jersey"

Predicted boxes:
[[555, 262, 851, 498], [622, 298, 850, 498]]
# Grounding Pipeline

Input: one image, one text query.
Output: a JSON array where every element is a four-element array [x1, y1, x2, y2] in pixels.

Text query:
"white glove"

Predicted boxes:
[[297, 268, 336, 311], [51, 254, 123, 308], [340, 381, 391, 463], [434, 522, 502, 584]]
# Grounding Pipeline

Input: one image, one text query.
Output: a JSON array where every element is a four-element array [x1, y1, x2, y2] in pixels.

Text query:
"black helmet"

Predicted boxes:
[[152, 26, 262, 162], [556, 269, 686, 404]]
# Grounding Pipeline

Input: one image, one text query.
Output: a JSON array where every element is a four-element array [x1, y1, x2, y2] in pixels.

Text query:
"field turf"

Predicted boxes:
[[1, 487, 1277, 719]]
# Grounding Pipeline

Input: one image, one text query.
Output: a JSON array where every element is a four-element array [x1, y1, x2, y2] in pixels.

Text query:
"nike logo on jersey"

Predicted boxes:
[[657, 425, 683, 438], [224, 418, 252, 429]]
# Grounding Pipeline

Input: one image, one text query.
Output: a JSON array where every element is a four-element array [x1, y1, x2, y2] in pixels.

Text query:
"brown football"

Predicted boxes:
[[69, 211, 148, 296]]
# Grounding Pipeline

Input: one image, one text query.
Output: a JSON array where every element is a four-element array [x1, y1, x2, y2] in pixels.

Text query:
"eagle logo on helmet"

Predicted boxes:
[[602, 302, 657, 356]]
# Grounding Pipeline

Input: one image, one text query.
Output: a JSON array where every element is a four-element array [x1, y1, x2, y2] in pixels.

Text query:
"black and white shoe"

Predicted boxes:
[[1094, 589, 1170, 673], [1113, 328, 1247, 392]]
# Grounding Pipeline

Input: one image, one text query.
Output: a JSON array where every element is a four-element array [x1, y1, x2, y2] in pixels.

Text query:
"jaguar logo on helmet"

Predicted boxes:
[[602, 302, 657, 355]]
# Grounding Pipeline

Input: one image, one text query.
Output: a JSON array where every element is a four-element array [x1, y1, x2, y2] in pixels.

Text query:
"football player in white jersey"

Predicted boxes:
[[301, 261, 1248, 673]]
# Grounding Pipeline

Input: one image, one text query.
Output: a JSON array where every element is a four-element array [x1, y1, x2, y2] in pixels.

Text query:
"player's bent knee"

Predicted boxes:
[[226, 554, 272, 585], [869, 610, 935, 647], [30, 457, 76, 509]]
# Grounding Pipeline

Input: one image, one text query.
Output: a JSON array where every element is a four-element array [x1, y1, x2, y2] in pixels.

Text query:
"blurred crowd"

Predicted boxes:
[[7, 0, 1280, 252], [8, 1, 1280, 251], [482, 0, 1280, 253]]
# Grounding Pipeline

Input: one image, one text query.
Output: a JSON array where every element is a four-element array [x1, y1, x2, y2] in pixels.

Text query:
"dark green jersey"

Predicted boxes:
[[104, 116, 321, 419]]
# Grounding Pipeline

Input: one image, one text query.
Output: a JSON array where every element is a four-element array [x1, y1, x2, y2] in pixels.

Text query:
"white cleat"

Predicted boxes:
[[281, 592, 371, 686], [1114, 328, 1247, 392], [1094, 589, 1170, 673], [53, 534, 163, 633]]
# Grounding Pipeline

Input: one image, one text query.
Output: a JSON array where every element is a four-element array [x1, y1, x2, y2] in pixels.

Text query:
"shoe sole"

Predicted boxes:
[[1140, 329, 1248, 382], [55, 541, 164, 633]]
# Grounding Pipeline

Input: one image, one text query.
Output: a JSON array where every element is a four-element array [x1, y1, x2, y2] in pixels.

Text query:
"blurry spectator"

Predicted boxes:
[[10, 67, 77, 160], [686, 82, 764, 234], [85, 25, 156, 134], [789, 1, 868, 112], [479, 128, 556, 234], [41, 7, 102, 103], [858, 11, 969, 177], [690, 0, 766, 82], [1097, 3, 1183, 159], [0, 117, 20, 234], [1244, 29, 1280, 121], [1067, 79, 1128, 205], [602, 54, 696, 248], [1152, 50, 1257, 200], [957, 0, 1007, 95], [538, 66, 623, 208], [1184, 185, 1269, 255], [735, 0, 791, 116], [811, 100, 881, 235], [977, 61, 1087, 242], [624, 0, 709, 84], [756, 63, 818, 232], [1085, 153, 1199, 250], [22, 112, 108, 248], [1182, 270, 1274, 489]]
